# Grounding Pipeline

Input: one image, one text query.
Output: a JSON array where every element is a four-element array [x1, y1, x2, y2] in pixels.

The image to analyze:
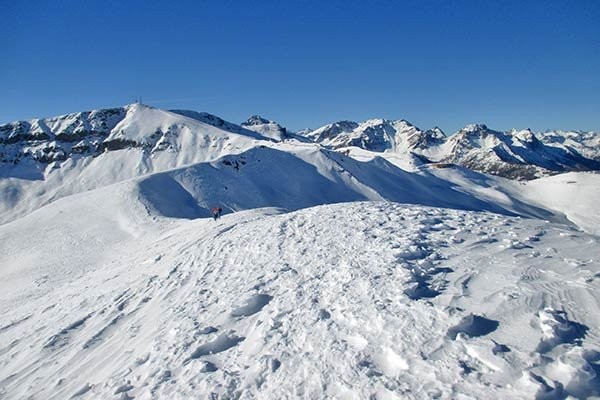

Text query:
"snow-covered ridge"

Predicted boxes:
[[303, 118, 446, 154], [439, 124, 600, 179], [2, 104, 600, 227], [0, 107, 127, 163], [168, 110, 266, 139], [2, 104, 599, 179], [0, 105, 274, 224], [0, 104, 269, 164], [4, 123, 600, 235]]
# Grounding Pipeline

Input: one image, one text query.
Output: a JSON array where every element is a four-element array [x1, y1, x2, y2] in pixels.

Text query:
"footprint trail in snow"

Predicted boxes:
[[1, 202, 600, 399]]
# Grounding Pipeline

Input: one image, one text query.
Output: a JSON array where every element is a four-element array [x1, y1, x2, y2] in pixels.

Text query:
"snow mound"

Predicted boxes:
[[520, 172, 600, 235], [537, 308, 588, 353]]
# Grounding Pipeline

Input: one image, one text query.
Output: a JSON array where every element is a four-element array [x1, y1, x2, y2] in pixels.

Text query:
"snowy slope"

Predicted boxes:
[[168, 110, 266, 140], [0, 179, 162, 304], [1, 200, 599, 399], [1, 132, 595, 234], [0, 104, 270, 224], [519, 172, 600, 235], [131, 144, 571, 225], [418, 165, 600, 235]]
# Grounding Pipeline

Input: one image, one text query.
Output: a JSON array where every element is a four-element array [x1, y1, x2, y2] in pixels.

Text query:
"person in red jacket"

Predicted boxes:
[[211, 207, 222, 221]]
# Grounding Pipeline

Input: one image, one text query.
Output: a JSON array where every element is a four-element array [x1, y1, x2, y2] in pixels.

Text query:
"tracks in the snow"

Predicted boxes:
[[2, 203, 600, 399]]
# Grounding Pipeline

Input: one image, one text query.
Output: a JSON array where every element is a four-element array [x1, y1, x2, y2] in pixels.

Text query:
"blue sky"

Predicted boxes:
[[1, 0, 599, 133]]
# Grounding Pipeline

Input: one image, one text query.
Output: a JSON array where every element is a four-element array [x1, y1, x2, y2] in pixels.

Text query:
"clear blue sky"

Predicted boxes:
[[1, 0, 599, 133]]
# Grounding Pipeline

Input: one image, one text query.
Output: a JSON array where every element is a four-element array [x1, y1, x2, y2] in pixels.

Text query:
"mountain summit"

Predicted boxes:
[[241, 115, 289, 141]]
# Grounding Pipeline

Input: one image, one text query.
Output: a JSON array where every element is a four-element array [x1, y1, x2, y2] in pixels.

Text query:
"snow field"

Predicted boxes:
[[1, 202, 599, 399]]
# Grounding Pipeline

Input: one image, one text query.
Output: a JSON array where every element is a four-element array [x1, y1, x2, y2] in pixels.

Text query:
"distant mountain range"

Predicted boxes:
[[301, 119, 600, 180], [1, 104, 599, 181]]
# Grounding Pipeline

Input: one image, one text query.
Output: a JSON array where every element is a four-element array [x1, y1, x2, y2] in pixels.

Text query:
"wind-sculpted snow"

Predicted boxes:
[[186, 333, 245, 361], [536, 308, 589, 353], [1, 202, 599, 399], [447, 314, 500, 340], [231, 294, 273, 317]]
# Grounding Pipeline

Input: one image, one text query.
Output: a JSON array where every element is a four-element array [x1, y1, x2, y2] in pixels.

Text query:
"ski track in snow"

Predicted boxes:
[[1, 202, 600, 399]]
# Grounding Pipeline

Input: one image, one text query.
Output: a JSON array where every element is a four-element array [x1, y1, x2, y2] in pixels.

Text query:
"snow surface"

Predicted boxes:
[[520, 172, 600, 236], [2, 105, 600, 399], [1, 198, 599, 399]]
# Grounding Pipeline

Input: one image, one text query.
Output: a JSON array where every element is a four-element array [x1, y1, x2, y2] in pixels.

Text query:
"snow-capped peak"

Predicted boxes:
[[305, 118, 443, 153], [303, 120, 359, 142], [240, 115, 288, 141], [510, 128, 538, 145], [242, 115, 273, 126], [2, 105, 599, 183], [294, 128, 313, 136], [461, 123, 489, 133], [426, 126, 446, 139]]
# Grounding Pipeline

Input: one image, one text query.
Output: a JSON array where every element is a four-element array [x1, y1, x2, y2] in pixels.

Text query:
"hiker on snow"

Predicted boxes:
[[211, 207, 222, 221]]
